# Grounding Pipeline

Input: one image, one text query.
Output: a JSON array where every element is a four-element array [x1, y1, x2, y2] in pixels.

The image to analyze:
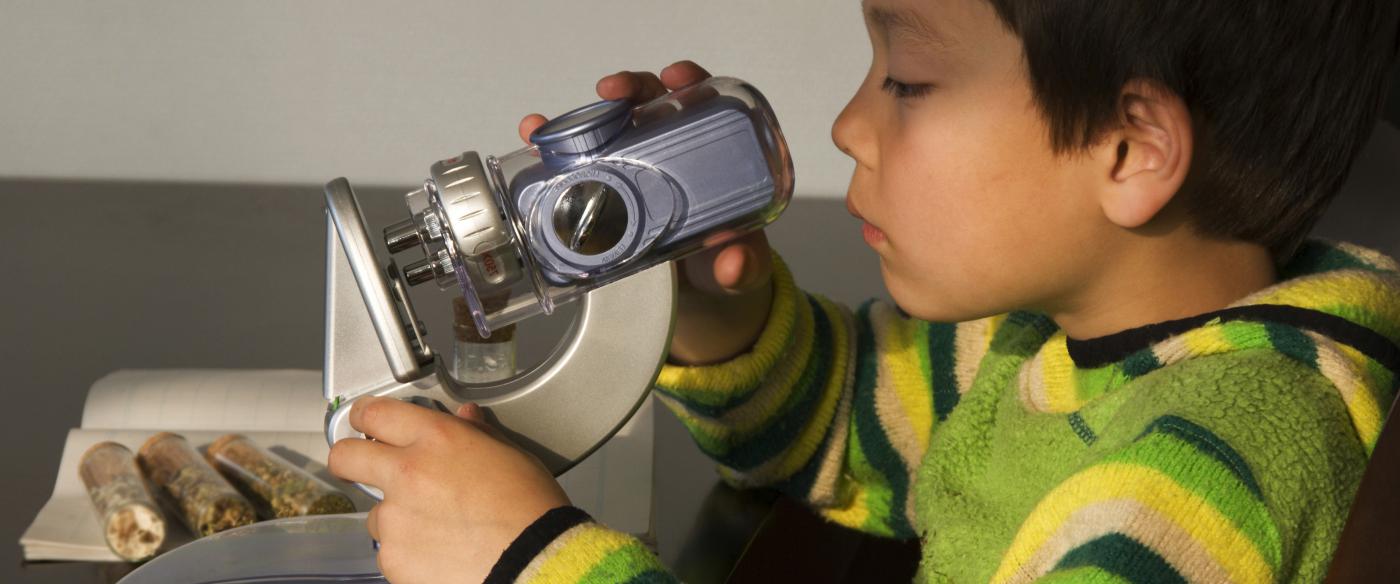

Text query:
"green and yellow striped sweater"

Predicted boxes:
[[485, 240, 1400, 583]]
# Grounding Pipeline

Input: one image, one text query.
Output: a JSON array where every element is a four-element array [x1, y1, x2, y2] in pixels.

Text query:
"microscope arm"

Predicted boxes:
[[322, 179, 676, 499]]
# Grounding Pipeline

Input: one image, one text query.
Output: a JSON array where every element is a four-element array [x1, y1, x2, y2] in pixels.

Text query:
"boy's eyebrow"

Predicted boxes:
[[866, 5, 953, 50]]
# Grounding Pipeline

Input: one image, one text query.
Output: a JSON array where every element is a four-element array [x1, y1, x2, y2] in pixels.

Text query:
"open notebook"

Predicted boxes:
[[21, 369, 654, 562]]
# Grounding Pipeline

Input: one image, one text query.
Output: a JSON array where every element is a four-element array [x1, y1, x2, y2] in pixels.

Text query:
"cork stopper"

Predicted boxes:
[[82, 440, 128, 462], [137, 431, 183, 461], [208, 433, 247, 456], [205, 433, 355, 519], [453, 295, 516, 343]]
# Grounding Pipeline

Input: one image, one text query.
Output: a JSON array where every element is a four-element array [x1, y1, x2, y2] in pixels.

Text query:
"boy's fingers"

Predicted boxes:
[[348, 396, 439, 446], [683, 232, 771, 294], [544, 62, 711, 145], [714, 245, 758, 292], [518, 114, 548, 144], [456, 403, 516, 445], [327, 437, 397, 490], [727, 232, 773, 291], [660, 60, 712, 90], [597, 71, 667, 102], [455, 402, 486, 423], [595, 72, 626, 100], [680, 245, 727, 295]]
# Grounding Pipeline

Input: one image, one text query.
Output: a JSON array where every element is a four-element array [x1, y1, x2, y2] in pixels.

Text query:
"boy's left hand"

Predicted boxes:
[[328, 396, 570, 584]]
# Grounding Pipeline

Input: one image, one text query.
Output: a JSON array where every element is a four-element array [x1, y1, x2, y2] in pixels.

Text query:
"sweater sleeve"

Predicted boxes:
[[991, 415, 1284, 584], [654, 251, 1006, 538], [485, 506, 674, 584]]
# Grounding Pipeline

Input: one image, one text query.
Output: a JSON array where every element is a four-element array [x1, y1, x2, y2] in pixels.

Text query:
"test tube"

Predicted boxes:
[[206, 434, 355, 518], [137, 432, 256, 537], [452, 295, 517, 383], [78, 442, 167, 561]]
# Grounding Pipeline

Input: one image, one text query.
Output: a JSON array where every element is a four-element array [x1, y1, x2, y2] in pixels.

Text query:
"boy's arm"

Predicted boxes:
[[485, 507, 674, 584], [655, 251, 1005, 538]]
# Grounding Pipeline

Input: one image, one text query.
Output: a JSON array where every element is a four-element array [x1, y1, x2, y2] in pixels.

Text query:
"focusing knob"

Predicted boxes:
[[428, 152, 510, 261], [529, 99, 632, 168]]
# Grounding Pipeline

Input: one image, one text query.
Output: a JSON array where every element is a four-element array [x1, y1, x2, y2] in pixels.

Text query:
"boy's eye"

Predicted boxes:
[[881, 76, 934, 99]]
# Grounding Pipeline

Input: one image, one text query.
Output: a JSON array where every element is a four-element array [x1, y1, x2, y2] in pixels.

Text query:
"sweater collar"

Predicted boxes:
[[1017, 240, 1400, 452]]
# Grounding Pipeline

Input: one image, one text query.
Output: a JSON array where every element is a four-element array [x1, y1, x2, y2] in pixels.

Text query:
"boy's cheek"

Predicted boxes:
[[868, 88, 1098, 316]]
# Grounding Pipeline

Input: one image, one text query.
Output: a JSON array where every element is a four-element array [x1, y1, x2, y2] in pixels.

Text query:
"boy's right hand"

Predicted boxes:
[[517, 61, 774, 365]]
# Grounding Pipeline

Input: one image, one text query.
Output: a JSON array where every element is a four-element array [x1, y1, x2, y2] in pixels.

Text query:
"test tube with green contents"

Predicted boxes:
[[138, 432, 256, 537], [206, 434, 355, 518]]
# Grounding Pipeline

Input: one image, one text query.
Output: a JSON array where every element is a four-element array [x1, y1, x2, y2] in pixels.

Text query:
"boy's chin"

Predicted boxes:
[[893, 303, 994, 324], [885, 283, 985, 324]]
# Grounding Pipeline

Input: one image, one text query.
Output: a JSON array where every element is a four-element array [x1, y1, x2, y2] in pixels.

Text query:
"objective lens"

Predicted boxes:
[[553, 181, 627, 255]]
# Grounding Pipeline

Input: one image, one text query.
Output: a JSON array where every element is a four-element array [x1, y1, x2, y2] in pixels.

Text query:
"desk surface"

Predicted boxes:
[[0, 182, 886, 584], [8, 402, 759, 584]]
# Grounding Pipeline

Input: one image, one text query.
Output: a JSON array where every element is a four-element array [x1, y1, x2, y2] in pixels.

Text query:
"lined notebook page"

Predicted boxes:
[[81, 369, 326, 432]]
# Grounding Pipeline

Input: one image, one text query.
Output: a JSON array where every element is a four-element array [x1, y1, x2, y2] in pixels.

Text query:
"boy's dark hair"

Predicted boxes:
[[985, 0, 1400, 261]]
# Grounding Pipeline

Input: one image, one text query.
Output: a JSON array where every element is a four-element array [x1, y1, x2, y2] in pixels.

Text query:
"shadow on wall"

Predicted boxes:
[[1385, 64, 1400, 127], [1327, 62, 1400, 258], [1318, 119, 1400, 260]]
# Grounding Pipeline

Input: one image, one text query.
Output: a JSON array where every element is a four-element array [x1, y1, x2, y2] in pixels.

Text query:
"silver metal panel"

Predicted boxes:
[[322, 178, 677, 499], [471, 262, 677, 471], [326, 262, 676, 497], [322, 213, 401, 402], [323, 178, 425, 382]]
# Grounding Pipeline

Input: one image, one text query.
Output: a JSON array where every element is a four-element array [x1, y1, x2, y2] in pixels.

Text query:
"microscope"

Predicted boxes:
[[323, 76, 793, 496], [119, 76, 792, 582]]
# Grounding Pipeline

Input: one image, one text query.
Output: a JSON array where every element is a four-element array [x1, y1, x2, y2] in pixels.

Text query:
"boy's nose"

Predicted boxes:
[[831, 96, 876, 170]]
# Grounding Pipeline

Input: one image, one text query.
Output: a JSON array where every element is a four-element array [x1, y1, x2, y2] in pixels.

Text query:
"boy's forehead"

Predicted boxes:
[[862, 0, 979, 49]]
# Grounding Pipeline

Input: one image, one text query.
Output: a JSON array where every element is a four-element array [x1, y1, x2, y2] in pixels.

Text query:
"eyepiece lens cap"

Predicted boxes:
[[529, 99, 633, 157]]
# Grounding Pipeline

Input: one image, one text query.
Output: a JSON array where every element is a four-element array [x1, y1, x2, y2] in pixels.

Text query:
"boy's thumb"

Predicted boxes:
[[717, 232, 773, 293], [681, 232, 772, 295], [455, 403, 520, 445], [456, 402, 488, 423]]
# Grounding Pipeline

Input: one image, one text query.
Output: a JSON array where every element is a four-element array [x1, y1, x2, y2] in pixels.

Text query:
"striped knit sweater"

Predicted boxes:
[[486, 239, 1400, 583]]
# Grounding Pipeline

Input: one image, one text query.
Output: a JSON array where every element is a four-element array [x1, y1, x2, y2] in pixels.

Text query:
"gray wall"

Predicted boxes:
[[1, 1, 1394, 196], [0, 0, 866, 196]]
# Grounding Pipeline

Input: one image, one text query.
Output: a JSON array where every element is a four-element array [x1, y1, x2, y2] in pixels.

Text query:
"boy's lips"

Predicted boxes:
[[862, 222, 886, 246], [847, 198, 886, 246]]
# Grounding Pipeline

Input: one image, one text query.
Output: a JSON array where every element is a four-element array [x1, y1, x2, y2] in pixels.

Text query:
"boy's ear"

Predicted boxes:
[[1095, 79, 1193, 229]]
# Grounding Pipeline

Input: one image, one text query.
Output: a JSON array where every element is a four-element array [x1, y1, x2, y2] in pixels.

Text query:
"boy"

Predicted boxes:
[[328, 0, 1400, 582]]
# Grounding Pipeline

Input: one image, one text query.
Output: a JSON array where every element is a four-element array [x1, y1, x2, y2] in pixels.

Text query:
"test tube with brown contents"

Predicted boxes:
[[137, 432, 256, 537], [78, 442, 167, 561], [452, 294, 517, 383], [206, 434, 355, 518]]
